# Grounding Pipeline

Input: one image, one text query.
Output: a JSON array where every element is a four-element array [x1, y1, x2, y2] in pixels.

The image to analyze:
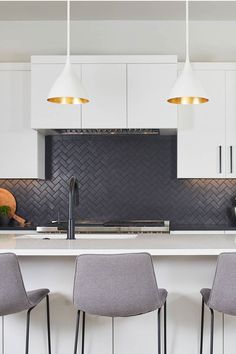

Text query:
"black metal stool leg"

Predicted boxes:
[[25, 307, 35, 354], [2, 316, 4, 354], [164, 302, 167, 354], [74, 311, 81, 354], [200, 297, 205, 354], [81, 312, 86, 354], [158, 308, 161, 354], [46, 295, 52, 354], [210, 309, 214, 354], [112, 317, 114, 354]]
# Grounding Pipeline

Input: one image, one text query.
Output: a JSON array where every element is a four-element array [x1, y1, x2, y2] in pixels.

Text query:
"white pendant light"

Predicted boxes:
[[47, 0, 89, 104], [167, 0, 208, 105]]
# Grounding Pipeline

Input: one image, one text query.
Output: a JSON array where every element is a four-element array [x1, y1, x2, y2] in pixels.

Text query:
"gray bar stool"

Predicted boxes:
[[73, 253, 167, 354], [0, 253, 51, 354], [200, 252, 236, 354]]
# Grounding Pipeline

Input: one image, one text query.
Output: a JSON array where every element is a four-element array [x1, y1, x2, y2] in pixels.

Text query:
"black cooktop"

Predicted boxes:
[[54, 219, 167, 228], [103, 220, 166, 227]]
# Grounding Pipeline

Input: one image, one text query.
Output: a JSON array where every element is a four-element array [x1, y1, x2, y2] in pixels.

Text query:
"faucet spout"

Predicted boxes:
[[67, 176, 79, 240]]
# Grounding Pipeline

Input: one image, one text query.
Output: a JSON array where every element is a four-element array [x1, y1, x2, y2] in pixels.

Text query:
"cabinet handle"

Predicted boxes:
[[230, 146, 233, 174], [219, 145, 222, 174]]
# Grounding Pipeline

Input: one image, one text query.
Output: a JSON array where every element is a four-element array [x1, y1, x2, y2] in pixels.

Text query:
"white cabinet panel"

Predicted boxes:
[[115, 312, 157, 354], [82, 64, 126, 129], [127, 64, 177, 128], [0, 70, 30, 132], [31, 64, 82, 129], [226, 71, 236, 178], [0, 131, 44, 179], [178, 71, 225, 178], [224, 315, 236, 354], [0, 68, 44, 179]]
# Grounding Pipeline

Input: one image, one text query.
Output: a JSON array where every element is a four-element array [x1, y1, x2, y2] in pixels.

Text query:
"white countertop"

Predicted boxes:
[[0, 232, 236, 256]]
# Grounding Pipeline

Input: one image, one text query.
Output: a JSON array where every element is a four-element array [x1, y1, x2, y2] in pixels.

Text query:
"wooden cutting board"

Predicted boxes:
[[0, 188, 25, 225]]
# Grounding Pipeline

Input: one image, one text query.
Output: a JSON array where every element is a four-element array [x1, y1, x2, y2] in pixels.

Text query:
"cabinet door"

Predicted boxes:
[[226, 71, 236, 178], [31, 63, 82, 129], [82, 64, 126, 128], [0, 131, 44, 179], [178, 70, 225, 178], [0, 69, 30, 133], [127, 64, 177, 128], [0, 68, 44, 179], [224, 315, 236, 354]]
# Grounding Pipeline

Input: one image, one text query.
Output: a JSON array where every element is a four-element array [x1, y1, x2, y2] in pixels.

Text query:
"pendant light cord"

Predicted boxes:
[[186, 0, 190, 63], [66, 0, 70, 63]]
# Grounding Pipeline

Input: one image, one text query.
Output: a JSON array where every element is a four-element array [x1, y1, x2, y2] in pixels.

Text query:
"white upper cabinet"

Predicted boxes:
[[31, 56, 177, 130], [178, 64, 236, 179], [127, 63, 177, 128], [31, 63, 82, 129], [178, 69, 226, 178], [0, 64, 44, 179], [82, 64, 126, 128], [0, 131, 44, 179], [0, 68, 30, 132], [226, 71, 236, 178]]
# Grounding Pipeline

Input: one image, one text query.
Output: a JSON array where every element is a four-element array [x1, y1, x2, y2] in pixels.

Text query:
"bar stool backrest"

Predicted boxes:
[[73, 253, 161, 317], [0, 253, 29, 316], [208, 252, 236, 315]]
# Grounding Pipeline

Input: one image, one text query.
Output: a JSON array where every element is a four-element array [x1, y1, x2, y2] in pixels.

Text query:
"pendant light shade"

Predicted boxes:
[[47, 61, 89, 104], [167, 0, 208, 105], [167, 61, 208, 104], [47, 0, 89, 105]]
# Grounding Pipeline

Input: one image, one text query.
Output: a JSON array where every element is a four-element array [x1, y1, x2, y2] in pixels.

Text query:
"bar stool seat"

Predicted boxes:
[[27, 289, 50, 308], [0, 253, 51, 354], [73, 253, 168, 354], [158, 289, 168, 306], [200, 253, 236, 354], [3, 288, 50, 317], [200, 288, 211, 304]]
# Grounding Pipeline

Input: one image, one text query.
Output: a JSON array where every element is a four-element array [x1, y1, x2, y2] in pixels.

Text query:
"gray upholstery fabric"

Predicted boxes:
[[0, 253, 49, 316], [73, 253, 167, 317], [201, 253, 236, 316], [27, 289, 50, 307], [158, 289, 168, 305], [200, 288, 211, 304]]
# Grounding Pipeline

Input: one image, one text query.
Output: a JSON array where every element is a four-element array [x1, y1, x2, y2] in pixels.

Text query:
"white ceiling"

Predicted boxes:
[[1, 1, 236, 21]]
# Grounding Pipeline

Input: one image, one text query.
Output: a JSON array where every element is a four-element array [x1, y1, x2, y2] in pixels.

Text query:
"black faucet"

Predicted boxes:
[[67, 176, 79, 240]]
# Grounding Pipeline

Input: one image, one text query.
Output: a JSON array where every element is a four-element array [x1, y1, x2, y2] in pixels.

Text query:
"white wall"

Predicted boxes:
[[1, 20, 236, 62]]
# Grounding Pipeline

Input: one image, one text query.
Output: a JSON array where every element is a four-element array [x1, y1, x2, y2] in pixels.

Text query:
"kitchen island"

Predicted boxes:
[[0, 232, 235, 256], [0, 232, 235, 354]]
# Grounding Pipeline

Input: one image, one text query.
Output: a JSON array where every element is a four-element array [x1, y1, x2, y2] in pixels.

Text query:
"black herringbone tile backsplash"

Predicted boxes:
[[1, 134, 236, 227]]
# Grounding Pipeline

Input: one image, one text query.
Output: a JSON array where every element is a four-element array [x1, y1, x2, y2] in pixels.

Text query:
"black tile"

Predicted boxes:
[[0, 135, 235, 228]]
